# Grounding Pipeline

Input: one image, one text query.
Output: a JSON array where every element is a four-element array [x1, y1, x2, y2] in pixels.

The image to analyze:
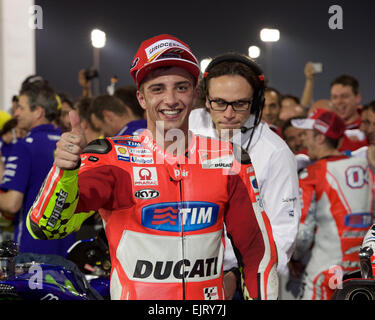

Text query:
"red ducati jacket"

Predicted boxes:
[[28, 130, 278, 300]]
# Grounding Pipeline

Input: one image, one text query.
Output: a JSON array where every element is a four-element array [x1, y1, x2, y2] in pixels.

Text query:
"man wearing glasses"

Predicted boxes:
[[190, 53, 301, 299]]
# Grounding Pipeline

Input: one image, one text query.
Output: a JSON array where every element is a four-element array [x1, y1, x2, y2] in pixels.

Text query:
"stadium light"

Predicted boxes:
[[260, 28, 280, 42], [248, 46, 261, 59], [91, 29, 106, 48], [200, 58, 212, 73]]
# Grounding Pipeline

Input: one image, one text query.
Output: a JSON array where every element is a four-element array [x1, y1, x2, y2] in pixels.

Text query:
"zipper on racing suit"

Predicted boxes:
[[177, 163, 186, 300]]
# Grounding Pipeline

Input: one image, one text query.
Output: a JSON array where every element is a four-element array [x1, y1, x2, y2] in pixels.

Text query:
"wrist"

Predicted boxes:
[[224, 267, 241, 287]]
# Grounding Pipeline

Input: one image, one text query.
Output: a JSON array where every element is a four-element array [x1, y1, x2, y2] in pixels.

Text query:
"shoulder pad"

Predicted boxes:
[[83, 138, 112, 154], [231, 142, 251, 164]]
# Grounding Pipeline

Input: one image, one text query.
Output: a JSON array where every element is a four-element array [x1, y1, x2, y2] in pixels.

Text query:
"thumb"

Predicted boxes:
[[69, 110, 83, 134]]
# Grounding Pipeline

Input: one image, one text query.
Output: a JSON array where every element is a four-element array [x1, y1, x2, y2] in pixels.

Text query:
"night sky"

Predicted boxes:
[[34, 0, 375, 105]]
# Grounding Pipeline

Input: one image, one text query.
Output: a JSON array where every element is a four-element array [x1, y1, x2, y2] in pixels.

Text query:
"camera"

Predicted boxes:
[[311, 63, 323, 74], [84, 68, 99, 81]]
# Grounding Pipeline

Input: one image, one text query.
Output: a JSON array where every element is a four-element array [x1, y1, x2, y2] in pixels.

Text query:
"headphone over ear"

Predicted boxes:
[[202, 52, 265, 116]]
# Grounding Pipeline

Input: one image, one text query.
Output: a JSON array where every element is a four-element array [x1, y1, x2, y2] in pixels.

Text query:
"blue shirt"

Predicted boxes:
[[116, 119, 147, 136], [0, 124, 75, 255], [0, 137, 17, 161]]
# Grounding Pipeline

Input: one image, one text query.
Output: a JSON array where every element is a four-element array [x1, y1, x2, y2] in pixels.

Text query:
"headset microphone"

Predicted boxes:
[[240, 126, 253, 134]]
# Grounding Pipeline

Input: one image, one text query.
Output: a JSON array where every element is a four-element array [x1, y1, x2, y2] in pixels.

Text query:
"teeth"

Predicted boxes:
[[161, 110, 181, 115]]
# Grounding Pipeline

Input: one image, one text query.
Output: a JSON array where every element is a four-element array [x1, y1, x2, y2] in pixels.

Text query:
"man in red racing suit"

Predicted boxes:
[[26, 34, 278, 300]]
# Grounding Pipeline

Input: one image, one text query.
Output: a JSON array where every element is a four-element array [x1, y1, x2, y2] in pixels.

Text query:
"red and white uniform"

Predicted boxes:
[[295, 155, 373, 300], [190, 108, 301, 276], [29, 130, 278, 300]]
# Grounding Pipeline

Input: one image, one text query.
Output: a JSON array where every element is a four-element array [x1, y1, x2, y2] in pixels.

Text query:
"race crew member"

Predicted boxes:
[[26, 34, 278, 300], [0, 80, 75, 255], [189, 53, 300, 277], [290, 109, 372, 300], [89, 93, 146, 139]]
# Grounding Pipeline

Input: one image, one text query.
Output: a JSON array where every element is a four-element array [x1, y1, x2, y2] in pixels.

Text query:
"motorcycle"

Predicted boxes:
[[0, 229, 110, 300], [332, 246, 375, 300]]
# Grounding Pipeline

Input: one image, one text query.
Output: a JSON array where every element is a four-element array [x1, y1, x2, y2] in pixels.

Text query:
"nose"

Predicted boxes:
[[223, 104, 236, 119], [163, 89, 178, 107]]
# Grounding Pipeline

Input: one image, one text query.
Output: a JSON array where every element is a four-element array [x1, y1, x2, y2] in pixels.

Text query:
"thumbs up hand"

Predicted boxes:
[[54, 110, 88, 170]]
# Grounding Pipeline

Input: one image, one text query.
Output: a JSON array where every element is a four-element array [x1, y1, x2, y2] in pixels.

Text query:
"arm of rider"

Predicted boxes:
[[27, 110, 89, 240], [54, 110, 87, 170]]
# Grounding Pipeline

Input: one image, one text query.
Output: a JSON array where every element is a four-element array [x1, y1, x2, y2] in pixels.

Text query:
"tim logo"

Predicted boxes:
[[142, 202, 219, 232], [113, 139, 142, 148]]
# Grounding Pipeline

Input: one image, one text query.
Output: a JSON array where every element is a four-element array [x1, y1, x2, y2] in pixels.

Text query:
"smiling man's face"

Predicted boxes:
[[137, 66, 197, 136]]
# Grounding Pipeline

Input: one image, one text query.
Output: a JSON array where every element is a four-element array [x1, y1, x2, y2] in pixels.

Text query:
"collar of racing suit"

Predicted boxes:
[[138, 129, 198, 166]]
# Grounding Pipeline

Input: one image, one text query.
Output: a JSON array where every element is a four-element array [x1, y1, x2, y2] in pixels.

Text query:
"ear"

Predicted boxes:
[[317, 133, 327, 145], [80, 118, 89, 130], [356, 92, 362, 105], [34, 105, 46, 120], [205, 97, 211, 111], [136, 90, 147, 111]]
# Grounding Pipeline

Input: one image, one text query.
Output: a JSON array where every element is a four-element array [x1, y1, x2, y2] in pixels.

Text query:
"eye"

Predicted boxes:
[[233, 101, 247, 108], [176, 83, 191, 92], [269, 103, 277, 109], [213, 99, 226, 107], [150, 86, 163, 94], [177, 85, 188, 92]]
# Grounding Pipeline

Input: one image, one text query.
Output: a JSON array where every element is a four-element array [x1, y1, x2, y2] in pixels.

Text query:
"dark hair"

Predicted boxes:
[[58, 92, 75, 109], [114, 85, 144, 118], [21, 75, 47, 91], [90, 94, 127, 120], [281, 117, 305, 137], [265, 87, 282, 106], [312, 130, 340, 149], [195, 79, 207, 109], [330, 75, 360, 95], [363, 100, 375, 113], [0, 118, 18, 137], [281, 94, 300, 105], [203, 60, 263, 98], [75, 97, 100, 132], [19, 81, 58, 122], [281, 118, 294, 137]]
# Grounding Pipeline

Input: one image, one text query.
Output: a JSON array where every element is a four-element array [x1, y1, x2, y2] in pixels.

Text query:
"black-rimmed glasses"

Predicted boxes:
[[208, 98, 252, 112]]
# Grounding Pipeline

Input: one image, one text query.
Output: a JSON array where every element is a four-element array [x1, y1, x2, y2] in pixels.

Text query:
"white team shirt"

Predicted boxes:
[[189, 108, 301, 276]]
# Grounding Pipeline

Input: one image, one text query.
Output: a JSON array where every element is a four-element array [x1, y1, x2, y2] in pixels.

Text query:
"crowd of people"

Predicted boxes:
[[0, 33, 374, 300]]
